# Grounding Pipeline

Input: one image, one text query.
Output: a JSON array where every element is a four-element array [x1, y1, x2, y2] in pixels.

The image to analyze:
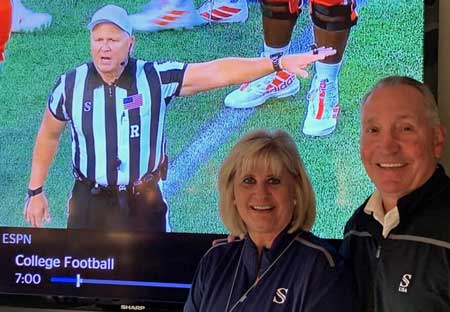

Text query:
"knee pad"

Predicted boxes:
[[310, 1, 357, 31], [260, 0, 301, 20]]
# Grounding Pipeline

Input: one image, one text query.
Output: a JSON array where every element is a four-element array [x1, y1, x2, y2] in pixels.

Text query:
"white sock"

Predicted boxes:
[[12, 0, 24, 12], [262, 42, 290, 57], [315, 60, 342, 81]]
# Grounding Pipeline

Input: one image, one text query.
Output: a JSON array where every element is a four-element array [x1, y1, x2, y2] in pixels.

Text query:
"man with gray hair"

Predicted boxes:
[[23, 4, 335, 232], [341, 76, 450, 311]]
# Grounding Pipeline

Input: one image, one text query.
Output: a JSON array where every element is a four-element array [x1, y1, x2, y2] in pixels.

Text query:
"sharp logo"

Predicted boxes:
[[120, 304, 146, 310]]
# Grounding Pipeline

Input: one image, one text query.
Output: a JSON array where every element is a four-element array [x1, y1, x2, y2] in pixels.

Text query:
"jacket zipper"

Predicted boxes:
[[376, 245, 382, 258]]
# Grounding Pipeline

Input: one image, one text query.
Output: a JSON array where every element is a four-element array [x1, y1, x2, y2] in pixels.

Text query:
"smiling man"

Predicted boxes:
[[24, 4, 335, 232], [341, 76, 450, 311]]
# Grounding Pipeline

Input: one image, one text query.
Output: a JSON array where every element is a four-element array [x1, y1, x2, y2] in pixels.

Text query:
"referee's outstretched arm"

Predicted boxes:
[[24, 108, 66, 228], [179, 47, 335, 96]]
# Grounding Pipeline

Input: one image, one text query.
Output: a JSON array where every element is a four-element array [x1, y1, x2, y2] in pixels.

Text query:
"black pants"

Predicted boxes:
[[67, 180, 167, 232]]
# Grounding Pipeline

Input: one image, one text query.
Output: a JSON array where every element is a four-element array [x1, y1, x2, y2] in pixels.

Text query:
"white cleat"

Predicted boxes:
[[11, 0, 52, 33], [225, 70, 300, 109], [130, 0, 204, 32], [302, 75, 340, 137], [197, 0, 248, 24]]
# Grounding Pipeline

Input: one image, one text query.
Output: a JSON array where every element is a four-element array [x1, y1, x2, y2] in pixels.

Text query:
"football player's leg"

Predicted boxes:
[[130, 0, 203, 32], [302, 0, 357, 136], [224, 0, 301, 109], [11, 0, 52, 33], [0, 0, 13, 74]]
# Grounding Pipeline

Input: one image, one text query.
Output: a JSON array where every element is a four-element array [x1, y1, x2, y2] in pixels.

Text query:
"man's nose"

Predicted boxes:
[[100, 41, 111, 50], [379, 131, 400, 153]]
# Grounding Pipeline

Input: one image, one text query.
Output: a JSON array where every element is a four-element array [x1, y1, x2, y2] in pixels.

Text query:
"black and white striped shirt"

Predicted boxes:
[[48, 58, 186, 186]]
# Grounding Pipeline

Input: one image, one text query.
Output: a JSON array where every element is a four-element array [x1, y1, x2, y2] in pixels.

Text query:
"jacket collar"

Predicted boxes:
[[242, 228, 299, 279], [396, 164, 448, 221], [363, 191, 400, 238]]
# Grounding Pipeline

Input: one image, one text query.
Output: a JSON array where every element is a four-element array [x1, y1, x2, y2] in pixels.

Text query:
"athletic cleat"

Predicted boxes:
[[11, 0, 52, 33], [302, 75, 340, 137], [224, 70, 300, 109], [197, 0, 248, 24], [130, 0, 204, 32]]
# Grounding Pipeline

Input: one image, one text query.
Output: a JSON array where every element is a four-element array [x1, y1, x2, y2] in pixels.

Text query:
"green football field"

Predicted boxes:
[[0, 0, 423, 238]]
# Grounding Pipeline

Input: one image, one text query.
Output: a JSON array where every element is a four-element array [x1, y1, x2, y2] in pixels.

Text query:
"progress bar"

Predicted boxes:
[[51, 274, 191, 289]]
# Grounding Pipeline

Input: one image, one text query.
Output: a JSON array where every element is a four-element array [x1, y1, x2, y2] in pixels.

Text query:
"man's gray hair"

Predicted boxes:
[[361, 76, 440, 125]]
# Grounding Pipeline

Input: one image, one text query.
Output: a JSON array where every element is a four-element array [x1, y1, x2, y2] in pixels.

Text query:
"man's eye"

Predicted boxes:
[[401, 125, 414, 132], [242, 177, 255, 184], [366, 127, 378, 134], [267, 177, 281, 185]]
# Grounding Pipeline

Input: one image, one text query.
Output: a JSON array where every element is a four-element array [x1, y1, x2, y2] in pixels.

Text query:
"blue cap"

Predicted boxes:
[[88, 5, 132, 35]]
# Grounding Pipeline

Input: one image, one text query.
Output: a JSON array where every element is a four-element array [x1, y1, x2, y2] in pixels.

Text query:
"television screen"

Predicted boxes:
[[0, 0, 430, 310]]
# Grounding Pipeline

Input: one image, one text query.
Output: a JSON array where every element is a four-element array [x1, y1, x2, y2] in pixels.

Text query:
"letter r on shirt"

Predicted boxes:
[[130, 125, 140, 138]]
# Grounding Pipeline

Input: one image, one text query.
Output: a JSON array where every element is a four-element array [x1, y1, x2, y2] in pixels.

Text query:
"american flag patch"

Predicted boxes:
[[123, 94, 143, 110]]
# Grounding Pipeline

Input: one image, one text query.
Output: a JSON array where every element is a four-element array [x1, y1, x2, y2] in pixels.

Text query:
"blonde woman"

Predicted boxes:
[[185, 129, 352, 311]]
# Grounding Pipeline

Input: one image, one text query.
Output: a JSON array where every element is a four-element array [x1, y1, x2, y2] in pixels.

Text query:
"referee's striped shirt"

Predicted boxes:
[[48, 58, 186, 186]]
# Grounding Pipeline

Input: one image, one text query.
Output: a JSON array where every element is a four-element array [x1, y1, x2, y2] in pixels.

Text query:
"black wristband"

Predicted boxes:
[[27, 186, 43, 197], [270, 52, 283, 72]]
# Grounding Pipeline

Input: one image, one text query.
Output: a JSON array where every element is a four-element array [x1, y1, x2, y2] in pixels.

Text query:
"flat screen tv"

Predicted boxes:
[[0, 0, 437, 310]]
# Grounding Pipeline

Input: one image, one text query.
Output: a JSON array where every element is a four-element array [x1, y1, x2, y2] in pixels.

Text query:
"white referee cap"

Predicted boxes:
[[88, 4, 132, 35]]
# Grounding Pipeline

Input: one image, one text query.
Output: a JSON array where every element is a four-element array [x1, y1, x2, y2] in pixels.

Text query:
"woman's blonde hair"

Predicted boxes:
[[218, 129, 316, 236]]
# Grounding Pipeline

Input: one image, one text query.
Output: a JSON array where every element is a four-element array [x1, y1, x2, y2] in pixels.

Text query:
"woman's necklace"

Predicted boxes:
[[224, 234, 298, 312]]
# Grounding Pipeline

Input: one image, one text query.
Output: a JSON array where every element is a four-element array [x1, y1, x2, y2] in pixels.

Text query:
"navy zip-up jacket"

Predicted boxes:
[[185, 230, 353, 312], [341, 165, 450, 311]]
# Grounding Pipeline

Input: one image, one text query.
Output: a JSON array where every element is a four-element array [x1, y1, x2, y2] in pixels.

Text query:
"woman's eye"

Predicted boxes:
[[242, 177, 255, 184], [267, 177, 281, 185]]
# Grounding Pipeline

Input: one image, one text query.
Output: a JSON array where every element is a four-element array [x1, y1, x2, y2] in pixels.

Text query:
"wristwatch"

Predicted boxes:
[[27, 186, 43, 197], [24, 187, 43, 211], [270, 52, 283, 72]]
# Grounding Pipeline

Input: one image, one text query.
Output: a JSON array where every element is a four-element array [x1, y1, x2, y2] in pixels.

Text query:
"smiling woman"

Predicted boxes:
[[184, 129, 353, 312], [219, 129, 315, 244]]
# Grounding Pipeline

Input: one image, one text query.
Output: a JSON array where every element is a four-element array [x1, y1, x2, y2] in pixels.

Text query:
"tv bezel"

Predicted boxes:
[[0, 0, 438, 311]]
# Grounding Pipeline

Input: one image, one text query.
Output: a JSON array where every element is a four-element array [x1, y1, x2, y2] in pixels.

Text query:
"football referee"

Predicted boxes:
[[24, 4, 335, 232]]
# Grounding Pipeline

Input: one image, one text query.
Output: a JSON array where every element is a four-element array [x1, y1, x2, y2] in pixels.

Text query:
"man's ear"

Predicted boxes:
[[129, 36, 136, 54], [433, 125, 446, 159]]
